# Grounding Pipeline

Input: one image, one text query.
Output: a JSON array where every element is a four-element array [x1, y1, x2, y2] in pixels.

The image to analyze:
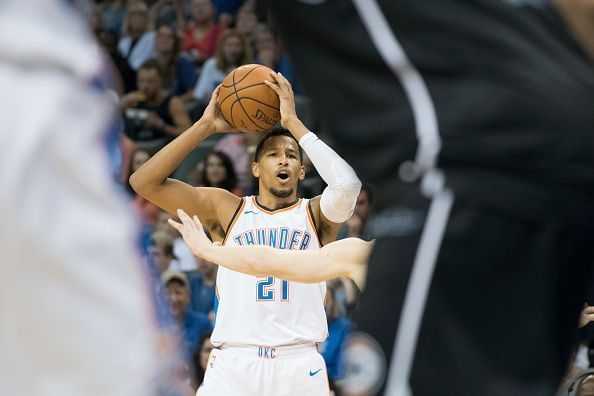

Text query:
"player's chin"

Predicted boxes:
[[270, 186, 294, 199]]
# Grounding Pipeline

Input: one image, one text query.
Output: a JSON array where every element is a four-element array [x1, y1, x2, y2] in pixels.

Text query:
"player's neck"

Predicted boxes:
[[256, 191, 298, 210]]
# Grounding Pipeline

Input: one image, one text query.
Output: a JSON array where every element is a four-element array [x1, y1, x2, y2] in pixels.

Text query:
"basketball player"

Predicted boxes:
[[168, 208, 372, 289], [0, 1, 164, 395], [130, 72, 361, 394], [265, 1, 594, 395]]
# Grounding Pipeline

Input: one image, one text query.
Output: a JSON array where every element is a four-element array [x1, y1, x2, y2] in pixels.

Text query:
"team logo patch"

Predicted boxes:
[[341, 332, 386, 396]]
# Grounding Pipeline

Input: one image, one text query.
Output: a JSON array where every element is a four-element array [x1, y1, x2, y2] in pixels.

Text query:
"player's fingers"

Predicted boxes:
[[192, 215, 204, 231], [167, 218, 182, 231], [177, 208, 193, 225], [276, 72, 291, 88], [264, 79, 281, 94], [584, 306, 594, 314]]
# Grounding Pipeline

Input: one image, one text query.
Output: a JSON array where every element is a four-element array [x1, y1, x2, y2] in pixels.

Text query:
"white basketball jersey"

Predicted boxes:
[[211, 196, 328, 346]]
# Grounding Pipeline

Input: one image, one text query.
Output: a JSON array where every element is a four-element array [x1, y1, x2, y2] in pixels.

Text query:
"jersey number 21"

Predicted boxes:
[[257, 277, 289, 301]]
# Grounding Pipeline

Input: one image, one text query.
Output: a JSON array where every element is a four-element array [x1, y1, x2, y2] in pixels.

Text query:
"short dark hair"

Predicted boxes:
[[138, 59, 163, 79], [254, 127, 303, 163]]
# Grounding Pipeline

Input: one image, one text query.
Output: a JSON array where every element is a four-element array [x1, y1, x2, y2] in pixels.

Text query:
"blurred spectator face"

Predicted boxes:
[[148, 244, 170, 273], [222, 35, 244, 65], [197, 257, 217, 279], [131, 149, 150, 173], [90, 6, 103, 33], [205, 153, 227, 186], [156, 25, 176, 53], [137, 67, 162, 100], [256, 28, 275, 53], [191, 0, 214, 24], [128, 5, 149, 32], [354, 190, 371, 225], [166, 280, 190, 318], [156, 210, 175, 235], [235, 11, 258, 36], [199, 337, 214, 370]]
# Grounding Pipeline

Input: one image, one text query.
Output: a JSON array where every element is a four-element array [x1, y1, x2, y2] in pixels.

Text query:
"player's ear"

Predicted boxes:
[[252, 161, 260, 178], [298, 165, 305, 181]]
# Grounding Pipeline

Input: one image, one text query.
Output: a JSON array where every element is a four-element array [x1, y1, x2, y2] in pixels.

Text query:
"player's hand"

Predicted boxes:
[[264, 72, 297, 129], [200, 85, 238, 134], [578, 304, 594, 328], [168, 209, 213, 258]]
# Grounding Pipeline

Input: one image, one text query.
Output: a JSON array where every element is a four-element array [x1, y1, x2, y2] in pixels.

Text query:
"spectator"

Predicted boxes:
[[192, 29, 252, 104], [181, 0, 224, 67], [189, 257, 217, 318], [155, 209, 199, 273], [120, 60, 192, 149], [151, 0, 191, 31], [234, 6, 259, 50], [319, 283, 351, 388], [98, 29, 137, 93], [213, 0, 248, 27], [194, 151, 242, 195], [192, 332, 214, 389], [162, 270, 212, 363], [118, 1, 156, 71], [153, 24, 198, 101], [337, 184, 374, 240], [98, 0, 127, 34], [149, 230, 176, 274]]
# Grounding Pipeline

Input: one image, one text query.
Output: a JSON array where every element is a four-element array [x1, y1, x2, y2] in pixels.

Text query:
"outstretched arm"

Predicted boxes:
[[168, 209, 373, 287]]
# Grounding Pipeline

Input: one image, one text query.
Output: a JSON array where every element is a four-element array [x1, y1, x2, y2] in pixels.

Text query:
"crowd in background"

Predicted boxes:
[[91, 1, 594, 394]]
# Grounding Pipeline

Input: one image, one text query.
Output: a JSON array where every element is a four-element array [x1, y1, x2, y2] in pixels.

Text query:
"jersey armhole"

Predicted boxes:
[[307, 200, 322, 246], [222, 197, 245, 245]]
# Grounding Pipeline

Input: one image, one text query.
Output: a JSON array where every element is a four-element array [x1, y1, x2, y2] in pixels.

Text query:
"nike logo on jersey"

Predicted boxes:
[[243, 210, 260, 215], [309, 368, 322, 376]]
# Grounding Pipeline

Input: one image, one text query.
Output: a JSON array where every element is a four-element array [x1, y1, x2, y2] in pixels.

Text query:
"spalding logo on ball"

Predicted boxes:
[[218, 64, 281, 132]]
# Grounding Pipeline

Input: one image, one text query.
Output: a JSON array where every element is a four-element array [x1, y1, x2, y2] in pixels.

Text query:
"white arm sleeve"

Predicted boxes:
[[299, 132, 361, 223]]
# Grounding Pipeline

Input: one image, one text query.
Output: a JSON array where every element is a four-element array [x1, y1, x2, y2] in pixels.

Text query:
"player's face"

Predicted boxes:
[[166, 282, 189, 317], [137, 68, 161, 100], [223, 36, 244, 65], [205, 154, 226, 186], [253, 136, 304, 199]]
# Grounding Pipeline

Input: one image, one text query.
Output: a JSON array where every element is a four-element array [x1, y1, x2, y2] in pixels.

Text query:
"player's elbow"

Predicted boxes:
[[129, 169, 155, 197]]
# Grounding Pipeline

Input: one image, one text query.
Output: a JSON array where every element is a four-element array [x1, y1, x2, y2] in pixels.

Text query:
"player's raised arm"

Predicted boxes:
[[129, 86, 240, 236], [168, 209, 373, 288], [265, 72, 362, 245]]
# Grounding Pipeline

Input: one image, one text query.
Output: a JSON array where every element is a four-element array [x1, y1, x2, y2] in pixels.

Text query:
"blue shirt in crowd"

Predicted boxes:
[[320, 317, 351, 380]]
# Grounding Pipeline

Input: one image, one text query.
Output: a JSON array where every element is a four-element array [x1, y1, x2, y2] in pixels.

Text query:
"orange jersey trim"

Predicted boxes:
[[252, 196, 302, 214], [222, 197, 246, 245]]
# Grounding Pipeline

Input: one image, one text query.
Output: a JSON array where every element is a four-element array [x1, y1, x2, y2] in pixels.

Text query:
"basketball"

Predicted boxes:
[[218, 64, 281, 132]]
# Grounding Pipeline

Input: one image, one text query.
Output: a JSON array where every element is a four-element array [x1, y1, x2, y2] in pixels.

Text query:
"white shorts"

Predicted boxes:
[[198, 343, 330, 396]]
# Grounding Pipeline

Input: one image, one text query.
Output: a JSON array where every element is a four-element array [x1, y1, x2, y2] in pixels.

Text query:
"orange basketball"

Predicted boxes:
[[218, 64, 281, 132]]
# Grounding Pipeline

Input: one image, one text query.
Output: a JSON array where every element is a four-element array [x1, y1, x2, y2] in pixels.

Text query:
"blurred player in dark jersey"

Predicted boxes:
[[265, 0, 594, 395]]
